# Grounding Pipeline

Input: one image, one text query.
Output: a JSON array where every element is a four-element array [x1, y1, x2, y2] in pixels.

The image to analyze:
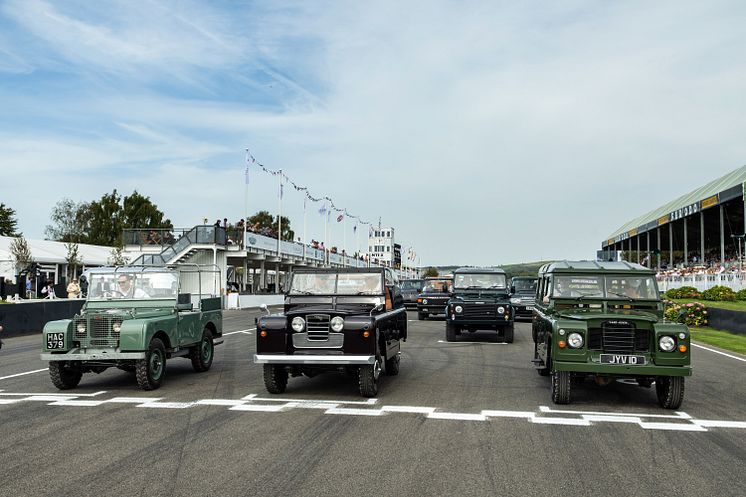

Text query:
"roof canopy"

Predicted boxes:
[[540, 260, 653, 274], [605, 165, 746, 242]]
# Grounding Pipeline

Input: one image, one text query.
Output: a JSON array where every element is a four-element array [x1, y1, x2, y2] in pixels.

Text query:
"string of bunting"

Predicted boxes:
[[247, 149, 374, 226]]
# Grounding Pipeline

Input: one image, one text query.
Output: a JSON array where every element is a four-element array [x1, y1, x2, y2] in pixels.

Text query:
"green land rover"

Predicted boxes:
[[445, 267, 514, 342], [532, 261, 691, 409], [41, 265, 223, 391]]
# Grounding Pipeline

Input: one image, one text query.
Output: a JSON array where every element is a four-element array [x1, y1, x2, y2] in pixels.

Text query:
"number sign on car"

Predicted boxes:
[[46, 333, 65, 349], [600, 354, 646, 365]]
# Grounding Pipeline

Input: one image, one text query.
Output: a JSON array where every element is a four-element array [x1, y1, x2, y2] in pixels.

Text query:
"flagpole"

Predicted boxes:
[[277, 169, 282, 256], [244, 149, 249, 253], [343, 212, 347, 267], [303, 196, 307, 261]]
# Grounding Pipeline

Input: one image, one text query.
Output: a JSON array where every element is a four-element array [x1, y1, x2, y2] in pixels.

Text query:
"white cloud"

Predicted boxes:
[[2, 1, 746, 265]]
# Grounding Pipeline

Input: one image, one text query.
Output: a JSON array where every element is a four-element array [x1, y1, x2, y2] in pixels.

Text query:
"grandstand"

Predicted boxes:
[[601, 165, 746, 272]]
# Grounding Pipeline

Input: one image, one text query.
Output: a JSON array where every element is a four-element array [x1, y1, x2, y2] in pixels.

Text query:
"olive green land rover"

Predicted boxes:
[[532, 261, 691, 409], [41, 265, 223, 391]]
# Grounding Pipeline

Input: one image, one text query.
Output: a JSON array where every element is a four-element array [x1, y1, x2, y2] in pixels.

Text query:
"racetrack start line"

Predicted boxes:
[[692, 343, 746, 363], [2, 392, 744, 433], [224, 328, 256, 336]]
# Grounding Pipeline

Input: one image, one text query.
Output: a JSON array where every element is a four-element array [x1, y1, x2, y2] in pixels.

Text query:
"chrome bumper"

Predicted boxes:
[[254, 354, 375, 365], [41, 350, 146, 361]]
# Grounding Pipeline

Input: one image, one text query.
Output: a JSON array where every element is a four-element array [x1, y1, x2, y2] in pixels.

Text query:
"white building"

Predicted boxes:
[[368, 227, 396, 267], [0, 236, 112, 284]]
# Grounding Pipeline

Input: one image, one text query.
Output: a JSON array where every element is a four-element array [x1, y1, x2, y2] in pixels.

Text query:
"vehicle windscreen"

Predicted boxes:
[[551, 275, 659, 299], [290, 272, 383, 295], [87, 271, 179, 300], [454, 273, 506, 290], [605, 276, 659, 300], [401, 280, 424, 292], [422, 279, 453, 293], [512, 279, 537, 292]]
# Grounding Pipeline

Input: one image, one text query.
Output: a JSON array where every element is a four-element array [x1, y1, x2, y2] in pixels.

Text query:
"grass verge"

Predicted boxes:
[[672, 298, 746, 312], [690, 327, 746, 356]]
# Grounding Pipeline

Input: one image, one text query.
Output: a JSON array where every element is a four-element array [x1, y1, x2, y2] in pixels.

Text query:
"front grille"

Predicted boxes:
[[306, 314, 330, 340], [462, 304, 497, 319], [520, 297, 536, 306], [588, 321, 650, 353], [74, 315, 120, 348], [292, 332, 343, 349]]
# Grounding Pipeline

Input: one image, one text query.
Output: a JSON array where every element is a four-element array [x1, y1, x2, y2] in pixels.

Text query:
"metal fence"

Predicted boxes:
[[658, 273, 746, 292]]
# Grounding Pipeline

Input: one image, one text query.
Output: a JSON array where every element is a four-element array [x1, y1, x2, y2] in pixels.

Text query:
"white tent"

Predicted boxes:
[[0, 236, 113, 283]]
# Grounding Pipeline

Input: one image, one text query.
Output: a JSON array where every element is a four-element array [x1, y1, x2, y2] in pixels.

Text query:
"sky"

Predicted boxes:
[[1, 0, 745, 266]]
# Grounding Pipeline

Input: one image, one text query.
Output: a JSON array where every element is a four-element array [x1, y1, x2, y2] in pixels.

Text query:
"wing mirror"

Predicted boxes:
[[260, 303, 270, 316]]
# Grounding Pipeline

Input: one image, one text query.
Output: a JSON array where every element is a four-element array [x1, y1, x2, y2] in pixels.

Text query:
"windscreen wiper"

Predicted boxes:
[[607, 291, 634, 302]]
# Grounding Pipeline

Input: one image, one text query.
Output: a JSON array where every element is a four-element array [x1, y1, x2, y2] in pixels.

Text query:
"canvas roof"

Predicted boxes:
[[606, 165, 746, 239], [0, 236, 112, 266]]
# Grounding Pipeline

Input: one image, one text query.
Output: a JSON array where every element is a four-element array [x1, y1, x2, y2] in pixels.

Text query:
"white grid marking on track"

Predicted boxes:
[[1, 392, 745, 433]]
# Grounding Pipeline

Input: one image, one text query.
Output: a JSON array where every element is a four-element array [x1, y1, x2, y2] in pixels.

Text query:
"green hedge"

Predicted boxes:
[[664, 300, 708, 327], [700, 285, 737, 301], [665, 286, 701, 299]]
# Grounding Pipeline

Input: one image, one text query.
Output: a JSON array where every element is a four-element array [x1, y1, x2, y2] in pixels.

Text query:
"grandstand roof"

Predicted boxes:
[[606, 165, 746, 241], [0, 236, 112, 266]]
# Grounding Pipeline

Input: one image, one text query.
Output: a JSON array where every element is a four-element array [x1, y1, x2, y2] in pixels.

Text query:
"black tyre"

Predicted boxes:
[[417, 312, 426, 321], [503, 324, 514, 344], [263, 364, 288, 394], [532, 327, 538, 343], [656, 376, 685, 409], [190, 328, 214, 372], [49, 362, 82, 390], [445, 322, 457, 342], [358, 356, 381, 397], [136, 338, 166, 391], [385, 353, 400, 376], [551, 370, 571, 404]]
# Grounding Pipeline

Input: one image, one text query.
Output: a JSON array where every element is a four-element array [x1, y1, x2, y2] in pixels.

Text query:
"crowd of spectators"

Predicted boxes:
[[652, 247, 746, 279]]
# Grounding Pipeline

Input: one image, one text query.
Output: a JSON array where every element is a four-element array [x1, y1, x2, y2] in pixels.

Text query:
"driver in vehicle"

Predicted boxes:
[[116, 274, 150, 298]]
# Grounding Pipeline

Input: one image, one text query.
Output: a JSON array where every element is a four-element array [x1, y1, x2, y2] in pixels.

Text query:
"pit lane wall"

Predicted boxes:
[[0, 299, 85, 338]]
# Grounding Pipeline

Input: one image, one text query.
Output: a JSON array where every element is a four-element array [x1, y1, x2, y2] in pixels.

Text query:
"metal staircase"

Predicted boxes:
[[130, 226, 226, 266]]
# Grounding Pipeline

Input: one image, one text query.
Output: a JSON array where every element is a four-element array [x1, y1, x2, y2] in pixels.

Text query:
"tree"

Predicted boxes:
[[424, 267, 439, 277], [46, 190, 173, 247], [247, 210, 294, 242], [45, 198, 89, 242], [9, 236, 34, 274], [121, 191, 173, 231], [0, 203, 20, 236], [65, 242, 83, 280], [108, 247, 129, 266]]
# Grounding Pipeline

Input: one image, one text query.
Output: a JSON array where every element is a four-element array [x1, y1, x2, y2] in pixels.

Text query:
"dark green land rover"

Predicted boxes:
[[532, 261, 691, 408], [445, 267, 514, 342]]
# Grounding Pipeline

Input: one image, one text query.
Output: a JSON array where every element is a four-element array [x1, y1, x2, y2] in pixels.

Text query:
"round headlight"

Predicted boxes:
[[331, 316, 344, 332], [455, 305, 463, 314], [558, 328, 566, 336], [678, 332, 687, 340], [76, 322, 86, 333], [423, 299, 428, 305], [659, 336, 676, 352], [291, 317, 305, 332], [568, 332, 584, 348], [497, 306, 505, 314], [510, 297, 520, 304], [112, 321, 122, 333]]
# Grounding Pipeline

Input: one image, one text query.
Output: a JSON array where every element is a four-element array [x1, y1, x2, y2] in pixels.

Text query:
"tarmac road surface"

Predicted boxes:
[[0, 309, 744, 497]]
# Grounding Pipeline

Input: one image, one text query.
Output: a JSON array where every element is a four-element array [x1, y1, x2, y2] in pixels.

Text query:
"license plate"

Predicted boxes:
[[422, 308, 428, 312], [47, 333, 65, 349], [600, 354, 646, 365], [525, 306, 534, 311]]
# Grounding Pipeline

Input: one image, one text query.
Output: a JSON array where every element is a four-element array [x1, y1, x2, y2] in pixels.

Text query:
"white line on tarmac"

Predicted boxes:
[[692, 343, 746, 363], [224, 328, 256, 336], [436, 340, 508, 346], [539, 406, 690, 420], [0, 369, 48, 381]]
